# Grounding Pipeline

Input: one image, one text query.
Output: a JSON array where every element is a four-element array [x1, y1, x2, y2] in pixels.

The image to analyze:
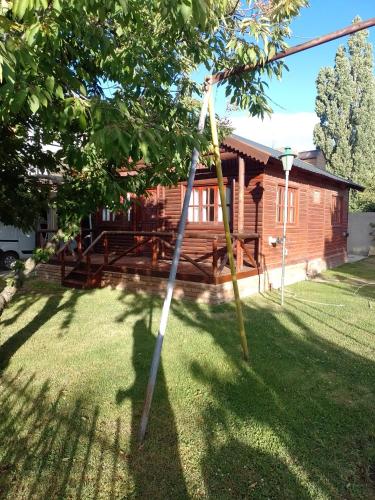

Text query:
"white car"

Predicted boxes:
[[0, 223, 35, 269]]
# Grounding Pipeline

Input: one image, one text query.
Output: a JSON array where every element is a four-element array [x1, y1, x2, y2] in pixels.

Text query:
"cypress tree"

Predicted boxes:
[[314, 17, 375, 211]]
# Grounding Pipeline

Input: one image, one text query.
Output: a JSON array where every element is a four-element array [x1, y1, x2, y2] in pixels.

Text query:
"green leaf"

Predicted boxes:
[[45, 75, 55, 93], [192, 0, 207, 26], [118, 0, 128, 14], [139, 141, 150, 163], [26, 23, 41, 45], [180, 3, 192, 22], [52, 0, 62, 13], [78, 112, 87, 129], [39, 91, 48, 107], [11, 88, 28, 112], [13, 0, 29, 19], [28, 93, 40, 113], [79, 83, 87, 96], [55, 85, 64, 99]]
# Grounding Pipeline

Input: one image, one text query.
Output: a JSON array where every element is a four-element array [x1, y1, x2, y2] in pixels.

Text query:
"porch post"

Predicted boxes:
[[236, 156, 245, 271], [138, 86, 211, 444]]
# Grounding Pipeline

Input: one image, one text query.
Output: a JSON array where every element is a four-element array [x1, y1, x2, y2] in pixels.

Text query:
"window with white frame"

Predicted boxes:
[[101, 208, 114, 222], [276, 185, 298, 224], [187, 185, 231, 224]]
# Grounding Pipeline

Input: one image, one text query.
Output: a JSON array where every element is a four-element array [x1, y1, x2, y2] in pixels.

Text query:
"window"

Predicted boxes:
[[102, 194, 133, 223], [218, 186, 231, 223], [276, 186, 298, 224], [331, 195, 343, 225], [312, 189, 321, 204], [120, 193, 133, 222], [187, 186, 231, 224], [101, 208, 114, 222]]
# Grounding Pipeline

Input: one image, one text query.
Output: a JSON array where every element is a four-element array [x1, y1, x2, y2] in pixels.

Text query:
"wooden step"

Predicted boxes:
[[70, 268, 91, 276], [63, 264, 103, 289], [62, 278, 85, 289]]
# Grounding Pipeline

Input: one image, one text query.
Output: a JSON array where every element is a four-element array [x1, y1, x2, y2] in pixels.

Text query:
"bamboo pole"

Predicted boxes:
[[138, 86, 212, 444], [208, 93, 249, 361], [207, 18, 375, 85]]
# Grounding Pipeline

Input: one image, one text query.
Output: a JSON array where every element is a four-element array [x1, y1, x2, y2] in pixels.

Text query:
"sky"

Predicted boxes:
[[208, 0, 375, 153]]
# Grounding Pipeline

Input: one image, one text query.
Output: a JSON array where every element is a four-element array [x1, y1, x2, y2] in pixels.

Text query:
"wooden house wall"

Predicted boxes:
[[261, 160, 349, 270], [91, 150, 350, 271], [159, 155, 264, 258]]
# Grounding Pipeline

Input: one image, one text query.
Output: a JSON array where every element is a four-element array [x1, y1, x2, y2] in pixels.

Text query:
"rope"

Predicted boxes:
[[281, 276, 375, 308], [283, 289, 345, 307]]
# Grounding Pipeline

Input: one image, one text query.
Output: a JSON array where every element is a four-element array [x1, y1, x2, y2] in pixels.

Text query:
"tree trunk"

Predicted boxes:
[[0, 237, 60, 318]]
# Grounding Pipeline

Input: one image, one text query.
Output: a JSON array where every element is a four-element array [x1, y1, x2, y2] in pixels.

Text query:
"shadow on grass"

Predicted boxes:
[[173, 296, 375, 499], [0, 285, 87, 371], [0, 370, 125, 499], [0, 272, 374, 498], [116, 299, 189, 499], [0, 293, 188, 499]]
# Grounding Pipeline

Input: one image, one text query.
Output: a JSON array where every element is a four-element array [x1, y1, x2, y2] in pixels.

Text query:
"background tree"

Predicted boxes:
[[314, 16, 375, 211]]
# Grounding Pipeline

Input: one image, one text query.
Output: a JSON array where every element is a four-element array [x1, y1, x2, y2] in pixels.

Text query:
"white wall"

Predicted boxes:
[[348, 212, 375, 256]]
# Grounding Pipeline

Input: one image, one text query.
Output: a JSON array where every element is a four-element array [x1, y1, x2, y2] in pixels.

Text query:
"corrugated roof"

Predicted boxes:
[[222, 134, 364, 191]]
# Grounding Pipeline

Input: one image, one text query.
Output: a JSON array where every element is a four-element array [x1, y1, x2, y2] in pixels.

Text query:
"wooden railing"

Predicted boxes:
[[36, 229, 94, 281], [60, 230, 260, 281], [36, 229, 93, 253]]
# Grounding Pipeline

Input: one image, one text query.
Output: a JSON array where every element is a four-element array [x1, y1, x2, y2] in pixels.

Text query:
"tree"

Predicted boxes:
[[0, 0, 307, 228], [0, 0, 307, 315], [314, 16, 375, 211]]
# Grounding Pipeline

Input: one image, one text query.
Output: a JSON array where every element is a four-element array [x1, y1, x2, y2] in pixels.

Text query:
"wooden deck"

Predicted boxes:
[[50, 252, 260, 285], [47, 230, 260, 289]]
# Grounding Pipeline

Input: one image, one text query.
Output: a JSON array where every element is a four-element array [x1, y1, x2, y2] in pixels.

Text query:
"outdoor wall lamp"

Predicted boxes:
[[268, 236, 278, 246], [279, 147, 297, 306]]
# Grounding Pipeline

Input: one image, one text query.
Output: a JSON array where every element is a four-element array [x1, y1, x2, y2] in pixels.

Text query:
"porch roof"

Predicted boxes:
[[222, 134, 364, 191]]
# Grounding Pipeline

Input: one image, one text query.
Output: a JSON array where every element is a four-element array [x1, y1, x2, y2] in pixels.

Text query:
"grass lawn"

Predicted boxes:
[[0, 258, 374, 499]]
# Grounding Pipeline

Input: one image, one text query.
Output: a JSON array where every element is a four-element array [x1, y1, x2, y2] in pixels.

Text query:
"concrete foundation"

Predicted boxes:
[[35, 252, 346, 304]]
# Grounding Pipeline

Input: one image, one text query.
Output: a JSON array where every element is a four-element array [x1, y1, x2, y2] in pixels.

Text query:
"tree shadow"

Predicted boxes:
[[116, 301, 189, 499], [0, 370, 124, 499], [201, 437, 311, 499], [0, 291, 44, 328], [0, 294, 63, 371], [0, 286, 188, 498], [0, 286, 87, 371], [1, 264, 374, 498], [174, 296, 375, 499]]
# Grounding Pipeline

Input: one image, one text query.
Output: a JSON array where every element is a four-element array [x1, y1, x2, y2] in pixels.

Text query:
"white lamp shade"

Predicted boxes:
[[280, 147, 296, 172]]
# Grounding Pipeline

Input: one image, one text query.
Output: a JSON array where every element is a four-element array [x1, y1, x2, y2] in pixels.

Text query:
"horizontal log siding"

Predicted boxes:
[[90, 155, 264, 264], [261, 160, 349, 270], [161, 158, 264, 258]]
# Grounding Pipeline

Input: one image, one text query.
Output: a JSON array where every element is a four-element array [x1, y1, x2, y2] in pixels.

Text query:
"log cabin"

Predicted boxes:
[[37, 135, 363, 304]]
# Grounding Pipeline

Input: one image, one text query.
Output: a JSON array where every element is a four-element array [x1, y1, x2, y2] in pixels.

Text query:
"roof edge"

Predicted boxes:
[[221, 134, 364, 192]]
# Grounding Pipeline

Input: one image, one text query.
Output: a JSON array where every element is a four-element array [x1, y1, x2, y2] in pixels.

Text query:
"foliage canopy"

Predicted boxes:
[[0, 0, 307, 230]]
